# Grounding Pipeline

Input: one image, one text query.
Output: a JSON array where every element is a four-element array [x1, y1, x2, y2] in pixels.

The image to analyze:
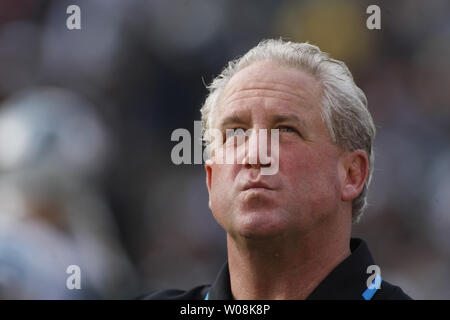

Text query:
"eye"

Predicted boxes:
[[225, 127, 247, 141], [278, 126, 296, 133], [276, 125, 303, 138]]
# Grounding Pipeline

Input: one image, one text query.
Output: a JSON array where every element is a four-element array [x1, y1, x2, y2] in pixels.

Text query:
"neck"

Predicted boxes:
[[227, 220, 351, 300]]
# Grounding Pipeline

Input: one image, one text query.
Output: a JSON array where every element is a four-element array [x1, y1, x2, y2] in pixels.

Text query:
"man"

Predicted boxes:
[[142, 39, 411, 300]]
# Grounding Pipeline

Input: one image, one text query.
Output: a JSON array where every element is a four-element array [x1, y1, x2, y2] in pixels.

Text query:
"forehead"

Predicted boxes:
[[213, 60, 322, 124]]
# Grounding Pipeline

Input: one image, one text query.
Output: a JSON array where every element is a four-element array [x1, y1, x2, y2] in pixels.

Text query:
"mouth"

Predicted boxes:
[[242, 181, 273, 191]]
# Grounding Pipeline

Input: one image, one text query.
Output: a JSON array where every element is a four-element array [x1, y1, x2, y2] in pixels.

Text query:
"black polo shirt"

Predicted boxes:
[[140, 238, 412, 300]]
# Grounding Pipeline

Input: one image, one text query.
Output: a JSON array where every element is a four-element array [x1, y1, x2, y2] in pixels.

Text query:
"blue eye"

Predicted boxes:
[[277, 126, 303, 138], [279, 126, 295, 132]]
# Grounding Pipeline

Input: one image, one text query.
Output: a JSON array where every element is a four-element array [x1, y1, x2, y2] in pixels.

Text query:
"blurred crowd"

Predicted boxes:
[[0, 0, 449, 299]]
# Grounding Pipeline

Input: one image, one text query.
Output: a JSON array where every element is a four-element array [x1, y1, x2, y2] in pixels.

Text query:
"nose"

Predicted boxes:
[[242, 128, 272, 169]]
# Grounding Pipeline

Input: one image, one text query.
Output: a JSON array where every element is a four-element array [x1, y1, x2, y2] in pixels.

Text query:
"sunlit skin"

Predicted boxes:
[[205, 60, 369, 299]]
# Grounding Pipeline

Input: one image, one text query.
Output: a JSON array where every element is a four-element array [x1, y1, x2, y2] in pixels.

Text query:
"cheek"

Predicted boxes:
[[280, 146, 342, 204], [209, 164, 238, 221], [210, 163, 237, 190]]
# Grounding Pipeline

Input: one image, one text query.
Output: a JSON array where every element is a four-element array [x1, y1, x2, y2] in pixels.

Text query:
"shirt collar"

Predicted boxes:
[[207, 238, 376, 300]]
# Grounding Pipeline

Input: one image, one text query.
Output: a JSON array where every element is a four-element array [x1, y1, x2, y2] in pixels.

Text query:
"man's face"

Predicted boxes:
[[205, 60, 348, 240]]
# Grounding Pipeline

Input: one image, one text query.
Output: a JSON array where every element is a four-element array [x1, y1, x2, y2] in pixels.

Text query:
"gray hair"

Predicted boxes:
[[200, 39, 376, 223]]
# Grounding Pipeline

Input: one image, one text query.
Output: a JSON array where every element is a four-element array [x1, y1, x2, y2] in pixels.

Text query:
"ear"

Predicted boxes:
[[341, 150, 369, 202], [205, 159, 213, 209]]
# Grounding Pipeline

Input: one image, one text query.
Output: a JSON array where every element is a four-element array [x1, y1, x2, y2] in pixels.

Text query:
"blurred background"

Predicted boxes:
[[0, 0, 449, 299]]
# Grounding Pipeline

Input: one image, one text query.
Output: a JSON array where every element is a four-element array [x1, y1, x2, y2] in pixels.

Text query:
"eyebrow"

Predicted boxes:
[[271, 113, 308, 130], [218, 112, 308, 131], [218, 114, 248, 130]]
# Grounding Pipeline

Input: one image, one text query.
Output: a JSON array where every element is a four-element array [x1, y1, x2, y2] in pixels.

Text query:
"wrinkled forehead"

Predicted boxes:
[[211, 60, 322, 128]]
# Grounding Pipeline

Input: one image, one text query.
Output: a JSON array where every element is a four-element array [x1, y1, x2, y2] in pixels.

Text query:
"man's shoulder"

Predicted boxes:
[[136, 284, 210, 300], [374, 280, 413, 300]]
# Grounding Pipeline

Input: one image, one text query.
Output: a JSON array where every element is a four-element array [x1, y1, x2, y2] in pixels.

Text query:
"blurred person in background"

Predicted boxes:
[[141, 39, 412, 300], [0, 87, 137, 299]]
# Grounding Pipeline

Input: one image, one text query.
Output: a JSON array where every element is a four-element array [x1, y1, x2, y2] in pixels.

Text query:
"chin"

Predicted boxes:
[[233, 210, 288, 240]]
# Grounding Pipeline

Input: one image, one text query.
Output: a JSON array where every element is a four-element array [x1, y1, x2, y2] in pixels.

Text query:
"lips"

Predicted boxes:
[[242, 181, 273, 191]]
